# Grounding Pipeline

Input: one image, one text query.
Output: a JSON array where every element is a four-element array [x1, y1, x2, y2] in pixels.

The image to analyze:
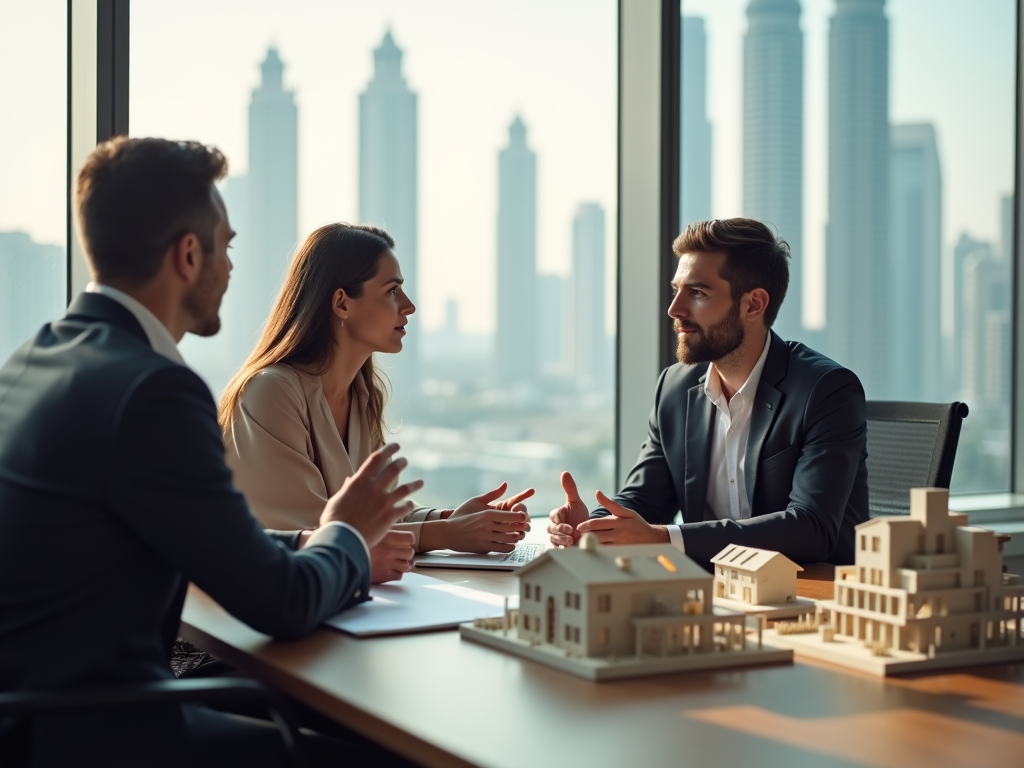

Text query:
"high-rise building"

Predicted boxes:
[[243, 48, 297, 350], [1000, 192, 1014, 261], [962, 250, 1009, 410], [570, 203, 608, 388], [889, 123, 942, 401], [825, 0, 889, 397], [681, 16, 712, 229], [360, 31, 419, 399], [743, 0, 803, 341], [496, 116, 537, 385], [0, 232, 64, 365], [950, 233, 991, 397]]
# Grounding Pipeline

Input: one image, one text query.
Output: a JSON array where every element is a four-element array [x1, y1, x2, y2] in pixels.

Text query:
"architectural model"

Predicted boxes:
[[764, 487, 1024, 675], [710, 545, 815, 619], [460, 533, 792, 681]]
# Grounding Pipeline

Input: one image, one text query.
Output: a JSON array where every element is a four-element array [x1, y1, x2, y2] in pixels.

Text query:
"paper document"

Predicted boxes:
[[324, 572, 516, 637]]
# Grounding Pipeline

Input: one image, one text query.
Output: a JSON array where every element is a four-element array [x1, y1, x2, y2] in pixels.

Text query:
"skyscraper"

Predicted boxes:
[[826, 0, 889, 397], [962, 250, 1009, 410], [496, 116, 537, 385], [743, 0, 803, 340], [0, 231, 63, 364], [571, 203, 608, 388], [360, 31, 419, 397], [950, 234, 990, 397], [889, 123, 942, 401], [681, 16, 712, 228], [244, 47, 297, 349]]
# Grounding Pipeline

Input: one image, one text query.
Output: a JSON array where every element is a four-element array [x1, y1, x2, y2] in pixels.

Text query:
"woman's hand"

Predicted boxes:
[[443, 507, 531, 554], [448, 482, 535, 520], [369, 530, 415, 583]]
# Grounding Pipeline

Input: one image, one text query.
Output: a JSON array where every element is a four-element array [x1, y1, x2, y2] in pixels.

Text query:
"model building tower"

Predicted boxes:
[[822, 488, 1023, 655]]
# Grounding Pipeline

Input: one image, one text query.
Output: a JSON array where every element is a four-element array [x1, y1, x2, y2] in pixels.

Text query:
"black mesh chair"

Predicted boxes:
[[864, 401, 969, 518], [0, 678, 302, 767]]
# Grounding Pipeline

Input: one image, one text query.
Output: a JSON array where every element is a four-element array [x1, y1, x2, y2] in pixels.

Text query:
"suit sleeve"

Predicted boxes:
[[676, 368, 866, 568], [108, 366, 370, 639], [225, 369, 330, 531], [594, 370, 681, 524]]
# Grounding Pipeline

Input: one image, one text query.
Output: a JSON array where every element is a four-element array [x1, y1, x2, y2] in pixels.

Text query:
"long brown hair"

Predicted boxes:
[[219, 223, 395, 443]]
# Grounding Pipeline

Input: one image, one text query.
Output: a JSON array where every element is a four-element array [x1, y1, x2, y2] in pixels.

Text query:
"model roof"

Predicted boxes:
[[518, 542, 710, 585], [709, 545, 804, 572]]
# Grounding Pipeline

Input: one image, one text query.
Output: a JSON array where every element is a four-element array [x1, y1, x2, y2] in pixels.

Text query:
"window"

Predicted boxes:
[[861, 535, 866, 551], [597, 594, 612, 613], [680, 0, 1017, 493], [565, 591, 571, 608], [573, 593, 581, 610], [130, 1, 617, 518], [524, 583, 531, 600], [871, 537, 880, 553], [0, 1, 67, 364], [535, 587, 542, 603], [598, 627, 610, 647], [565, 624, 572, 641], [573, 627, 580, 644]]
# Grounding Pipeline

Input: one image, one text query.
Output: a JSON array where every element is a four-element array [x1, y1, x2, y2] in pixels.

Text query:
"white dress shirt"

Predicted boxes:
[[84, 283, 370, 559], [666, 333, 772, 552]]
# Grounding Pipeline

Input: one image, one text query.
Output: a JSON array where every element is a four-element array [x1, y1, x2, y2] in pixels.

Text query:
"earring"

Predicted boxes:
[[341, 319, 345, 327]]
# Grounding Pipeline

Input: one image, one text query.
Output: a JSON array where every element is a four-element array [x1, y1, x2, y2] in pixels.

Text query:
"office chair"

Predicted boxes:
[[864, 401, 969, 517], [0, 677, 303, 768]]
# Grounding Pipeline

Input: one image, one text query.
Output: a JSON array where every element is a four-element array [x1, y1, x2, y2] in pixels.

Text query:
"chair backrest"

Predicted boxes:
[[864, 401, 969, 517]]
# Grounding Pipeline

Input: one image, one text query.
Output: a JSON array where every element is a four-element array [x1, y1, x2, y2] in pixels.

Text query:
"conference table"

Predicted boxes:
[[180, 561, 1024, 768]]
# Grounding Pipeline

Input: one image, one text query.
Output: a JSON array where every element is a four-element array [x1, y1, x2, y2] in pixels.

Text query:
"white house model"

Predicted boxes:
[[460, 534, 792, 680], [710, 545, 814, 618], [764, 487, 1024, 675]]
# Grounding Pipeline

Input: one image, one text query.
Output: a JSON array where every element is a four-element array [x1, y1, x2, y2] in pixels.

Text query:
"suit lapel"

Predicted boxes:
[[744, 332, 788, 507], [684, 376, 715, 523]]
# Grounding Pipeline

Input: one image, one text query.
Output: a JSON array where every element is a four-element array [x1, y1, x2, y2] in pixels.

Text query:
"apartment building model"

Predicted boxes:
[[711, 545, 816, 619], [765, 487, 1024, 675], [460, 533, 791, 681]]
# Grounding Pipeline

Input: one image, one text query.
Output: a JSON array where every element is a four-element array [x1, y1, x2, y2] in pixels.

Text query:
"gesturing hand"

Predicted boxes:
[[449, 482, 535, 521], [370, 530, 415, 584], [547, 472, 590, 548], [575, 490, 669, 545], [320, 443, 424, 548]]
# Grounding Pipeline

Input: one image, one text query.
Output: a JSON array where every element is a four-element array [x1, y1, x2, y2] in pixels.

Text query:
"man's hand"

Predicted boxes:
[[547, 472, 590, 548], [449, 482, 535, 521], [369, 530, 415, 584], [575, 491, 669, 545], [320, 443, 423, 548]]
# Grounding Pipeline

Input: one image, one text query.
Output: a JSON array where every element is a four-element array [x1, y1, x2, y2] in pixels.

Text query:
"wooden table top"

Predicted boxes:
[[180, 562, 1024, 768]]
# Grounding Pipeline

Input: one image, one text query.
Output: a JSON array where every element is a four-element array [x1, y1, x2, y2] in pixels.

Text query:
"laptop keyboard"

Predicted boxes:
[[498, 543, 543, 564]]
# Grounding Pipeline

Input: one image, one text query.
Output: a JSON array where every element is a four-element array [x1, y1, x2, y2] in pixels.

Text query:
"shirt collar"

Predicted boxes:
[[703, 332, 773, 405], [86, 282, 186, 365]]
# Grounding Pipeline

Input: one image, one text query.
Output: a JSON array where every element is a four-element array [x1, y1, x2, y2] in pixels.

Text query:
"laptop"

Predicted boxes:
[[414, 542, 546, 571]]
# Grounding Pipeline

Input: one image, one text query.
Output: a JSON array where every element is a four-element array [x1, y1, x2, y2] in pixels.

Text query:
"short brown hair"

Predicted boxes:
[[673, 218, 790, 327], [76, 137, 228, 284]]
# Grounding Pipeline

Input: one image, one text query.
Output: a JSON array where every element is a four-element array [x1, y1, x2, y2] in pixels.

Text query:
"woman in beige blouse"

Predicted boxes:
[[219, 223, 533, 581]]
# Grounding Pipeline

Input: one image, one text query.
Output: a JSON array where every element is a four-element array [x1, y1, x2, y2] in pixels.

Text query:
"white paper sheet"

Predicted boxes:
[[324, 572, 516, 637]]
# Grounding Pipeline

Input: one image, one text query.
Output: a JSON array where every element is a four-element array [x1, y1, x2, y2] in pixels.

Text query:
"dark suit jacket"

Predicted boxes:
[[0, 293, 370, 764], [598, 332, 869, 570]]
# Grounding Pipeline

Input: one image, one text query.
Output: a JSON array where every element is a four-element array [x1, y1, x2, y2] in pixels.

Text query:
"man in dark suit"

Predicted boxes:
[[0, 137, 421, 766], [548, 218, 869, 570]]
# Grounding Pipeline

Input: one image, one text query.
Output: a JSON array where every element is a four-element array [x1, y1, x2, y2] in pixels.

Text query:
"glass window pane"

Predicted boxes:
[[0, 1, 67, 363], [680, 0, 1015, 494], [130, 1, 618, 515]]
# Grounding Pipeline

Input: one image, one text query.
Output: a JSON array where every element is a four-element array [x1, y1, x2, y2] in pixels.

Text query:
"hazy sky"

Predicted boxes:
[[683, 0, 1016, 327], [1, 0, 1015, 334]]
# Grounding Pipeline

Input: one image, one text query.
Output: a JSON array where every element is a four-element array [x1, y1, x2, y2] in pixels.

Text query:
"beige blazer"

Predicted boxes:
[[225, 364, 442, 550]]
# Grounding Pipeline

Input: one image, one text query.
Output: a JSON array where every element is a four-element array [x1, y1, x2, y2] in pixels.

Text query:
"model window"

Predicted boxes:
[[535, 587, 541, 602], [597, 594, 611, 612], [565, 591, 571, 607], [860, 535, 866, 551], [573, 593, 580, 610], [524, 583, 531, 600], [573, 627, 580, 643], [871, 536, 879, 552], [565, 624, 572, 641]]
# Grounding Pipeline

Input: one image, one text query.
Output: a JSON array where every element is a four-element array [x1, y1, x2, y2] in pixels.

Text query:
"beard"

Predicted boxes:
[[183, 259, 225, 338], [675, 301, 744, 364]]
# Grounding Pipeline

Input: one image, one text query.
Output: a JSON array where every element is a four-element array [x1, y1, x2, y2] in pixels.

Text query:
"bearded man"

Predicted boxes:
[[548, 218, 869, 570]]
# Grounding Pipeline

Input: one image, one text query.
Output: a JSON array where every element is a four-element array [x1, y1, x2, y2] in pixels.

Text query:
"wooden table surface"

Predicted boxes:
[[180, 561, 1024, 768]]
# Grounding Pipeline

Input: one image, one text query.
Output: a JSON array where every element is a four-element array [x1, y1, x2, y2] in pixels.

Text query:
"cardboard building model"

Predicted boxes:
[[710, 545, 815, 619], [764, 487, 1024, 675], [460, 534, 792, 681]]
